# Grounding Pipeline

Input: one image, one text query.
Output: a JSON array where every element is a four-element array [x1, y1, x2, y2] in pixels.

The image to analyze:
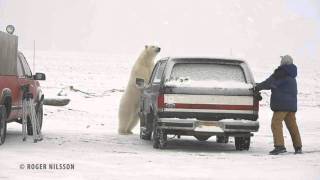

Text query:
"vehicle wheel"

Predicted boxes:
[[0, 108, 7, 145], [158, 130, 167, 149], [194, 135, 211, 141], [217, 136, 229, 143], [235, 137, 251, 151], [140, 112, 152, 140], [152, 122, 167, 149], [140, 127, 152, 140], [152, 128, 160, 149], [27, 103, 43, 135]]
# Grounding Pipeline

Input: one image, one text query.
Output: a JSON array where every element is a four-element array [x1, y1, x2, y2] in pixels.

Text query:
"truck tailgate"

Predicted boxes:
[[160, 90, 258, 121], [164, 94, 254, 114]]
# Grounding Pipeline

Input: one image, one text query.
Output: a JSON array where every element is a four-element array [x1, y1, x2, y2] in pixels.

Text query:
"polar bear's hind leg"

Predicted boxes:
[[125, 111, 140, 134]]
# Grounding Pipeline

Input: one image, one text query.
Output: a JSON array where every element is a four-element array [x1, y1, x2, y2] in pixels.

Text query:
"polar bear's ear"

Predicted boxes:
[[145, 45, 148, 49]]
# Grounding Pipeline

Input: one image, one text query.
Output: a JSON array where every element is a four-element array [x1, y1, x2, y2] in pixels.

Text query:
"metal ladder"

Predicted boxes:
[[21, 85, 42, 143]]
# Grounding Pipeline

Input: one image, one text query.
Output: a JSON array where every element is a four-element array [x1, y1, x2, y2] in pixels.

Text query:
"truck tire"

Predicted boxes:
[[153, 128, 160, 149], [140, 127, 152, 140], [235, 137, 251, 151], [158, 130, 167, 149], [27, 103, 43, 135], [140, 113, 152, 140], [194, 135, 211, 141], [152, 122, 167, 149], [0, 108, 7, 145], [217, 136, 229, 143]]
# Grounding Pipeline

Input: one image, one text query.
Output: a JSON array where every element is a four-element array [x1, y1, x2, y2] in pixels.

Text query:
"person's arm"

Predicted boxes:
[[256, 76, 289, 91], [255, 75, 276, 91], [255, 67, 288, 91]]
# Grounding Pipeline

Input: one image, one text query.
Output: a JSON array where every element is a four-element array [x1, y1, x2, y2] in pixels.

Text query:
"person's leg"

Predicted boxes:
[[284, 112, 302, 151], [271, 112, 287, 147]]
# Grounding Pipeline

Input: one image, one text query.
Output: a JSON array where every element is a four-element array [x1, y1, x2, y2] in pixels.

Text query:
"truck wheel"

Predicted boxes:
[[140, 127, 152, 140], [153, 129, 167, 149], [158, 130, 167, 149], [152, 123, 167, 149], [217, 136, 229, 143], [140, 112, 152, 140], [0, 109, 7, 145], [235, 137, 251, 151], [27, 104, 43, 135], [194, 135, 211, 141], [152, 128, 160, 149]]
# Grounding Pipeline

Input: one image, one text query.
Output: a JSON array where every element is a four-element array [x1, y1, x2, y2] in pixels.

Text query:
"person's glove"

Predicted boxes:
[[249, 87, 262, 101], [254, 91, 263, 101]]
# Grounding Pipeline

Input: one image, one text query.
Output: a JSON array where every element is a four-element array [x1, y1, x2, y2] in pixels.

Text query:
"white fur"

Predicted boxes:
[[118, 46, 160, 135]]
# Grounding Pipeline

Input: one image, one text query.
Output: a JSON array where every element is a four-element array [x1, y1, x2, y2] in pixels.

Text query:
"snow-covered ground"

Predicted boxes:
[[0, 51, 319, 180]]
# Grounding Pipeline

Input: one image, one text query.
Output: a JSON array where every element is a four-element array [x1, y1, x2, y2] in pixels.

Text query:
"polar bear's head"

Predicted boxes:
[[144, 45, 161, 55], [136, 45, 161, 67]]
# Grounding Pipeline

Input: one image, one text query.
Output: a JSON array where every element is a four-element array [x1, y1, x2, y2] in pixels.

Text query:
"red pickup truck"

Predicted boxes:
[[0, 31, 46, 145]]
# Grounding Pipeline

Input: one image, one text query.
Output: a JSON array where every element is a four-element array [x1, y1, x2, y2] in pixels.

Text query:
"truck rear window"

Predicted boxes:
[[170, 63, 246, 83]]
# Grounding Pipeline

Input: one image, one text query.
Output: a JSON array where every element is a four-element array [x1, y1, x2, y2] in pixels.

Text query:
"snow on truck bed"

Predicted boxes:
[[0, 51, 319, 180]]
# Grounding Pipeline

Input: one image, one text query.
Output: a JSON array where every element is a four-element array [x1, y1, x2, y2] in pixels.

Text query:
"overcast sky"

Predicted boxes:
[[0, 0, 319, 61]]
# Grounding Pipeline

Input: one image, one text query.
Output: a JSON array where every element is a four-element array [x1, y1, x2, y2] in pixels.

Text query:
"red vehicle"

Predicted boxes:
[[0, 30, 46, 145]]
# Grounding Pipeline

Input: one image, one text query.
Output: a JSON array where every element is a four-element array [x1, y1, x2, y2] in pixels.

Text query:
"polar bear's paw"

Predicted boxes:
[[118, 130, 133, 135]]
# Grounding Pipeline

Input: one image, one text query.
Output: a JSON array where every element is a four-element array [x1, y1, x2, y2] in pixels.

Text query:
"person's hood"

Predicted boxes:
[[281, 64, 297, 78]]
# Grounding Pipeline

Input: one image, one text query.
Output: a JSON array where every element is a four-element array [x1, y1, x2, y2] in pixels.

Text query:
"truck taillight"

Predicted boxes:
[[158, 94, 165, 109]]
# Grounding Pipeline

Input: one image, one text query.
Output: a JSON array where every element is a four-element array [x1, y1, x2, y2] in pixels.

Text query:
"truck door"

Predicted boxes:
[[143, 61, 167, 113], [140, 61, 166, 132], [17, 53, 37, 106], [141, 62, 160, 115]]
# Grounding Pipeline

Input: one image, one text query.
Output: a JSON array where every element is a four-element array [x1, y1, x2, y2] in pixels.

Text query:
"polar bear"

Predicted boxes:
[[118, 45, 161, 135]]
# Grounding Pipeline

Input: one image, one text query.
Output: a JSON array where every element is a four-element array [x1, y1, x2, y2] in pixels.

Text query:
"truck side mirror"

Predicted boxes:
[[33, 73, 46, 80], [136, 78, 145, 88]]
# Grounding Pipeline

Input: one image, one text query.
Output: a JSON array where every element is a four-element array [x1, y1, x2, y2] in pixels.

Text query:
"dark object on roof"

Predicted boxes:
[[0, 31, 18, 75]]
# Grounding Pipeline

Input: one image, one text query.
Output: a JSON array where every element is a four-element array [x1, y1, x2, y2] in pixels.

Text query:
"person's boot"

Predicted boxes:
[[294, 147, 303, 154], [269, 146, 287, 155]]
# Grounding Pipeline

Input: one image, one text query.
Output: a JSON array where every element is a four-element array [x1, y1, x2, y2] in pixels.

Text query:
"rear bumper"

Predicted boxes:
[[157, 118, 259, 133], [158, 112, 258, 121]]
